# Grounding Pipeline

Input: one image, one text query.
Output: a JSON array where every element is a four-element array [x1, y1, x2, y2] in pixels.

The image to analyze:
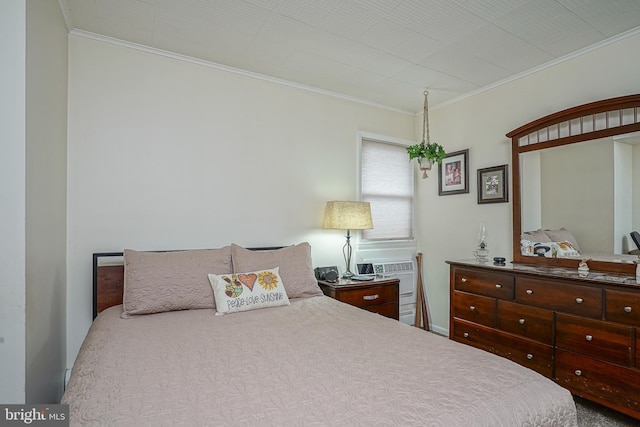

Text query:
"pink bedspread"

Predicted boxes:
[[63, 296, 577, 426]]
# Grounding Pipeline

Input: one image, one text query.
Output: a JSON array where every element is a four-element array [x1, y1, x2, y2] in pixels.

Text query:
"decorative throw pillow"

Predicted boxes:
[[231, 243, 323, 299], [544, 228, 580, 252], [208, 267, 290, 315], [522, 229, 553, 243], [553, 240, 580, 257], [122, 247, 232, 318], [521, 239, 535, 256], [531, 241, 580, 258], [532, 243, 553, 257]]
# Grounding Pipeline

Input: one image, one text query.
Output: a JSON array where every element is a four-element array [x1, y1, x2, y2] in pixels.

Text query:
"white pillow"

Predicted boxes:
[[208, 267, 290, 315]]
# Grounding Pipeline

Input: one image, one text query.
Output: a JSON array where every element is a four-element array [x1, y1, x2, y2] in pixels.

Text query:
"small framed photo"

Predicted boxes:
[[477, 164, 509, 204], [438, 149, 469, 196]]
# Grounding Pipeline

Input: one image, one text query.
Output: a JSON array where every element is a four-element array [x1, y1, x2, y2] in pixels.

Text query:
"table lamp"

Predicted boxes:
[[323, 201, 373, 278]]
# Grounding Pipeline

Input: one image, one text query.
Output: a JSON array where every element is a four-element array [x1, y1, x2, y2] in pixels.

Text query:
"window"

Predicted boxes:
[[360, 138, 414, 241]]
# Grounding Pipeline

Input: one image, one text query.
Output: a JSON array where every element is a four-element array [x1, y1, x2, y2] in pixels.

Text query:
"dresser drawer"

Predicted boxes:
[[452, 318, 552, 378], [555, 349, 640, 414], [496, 300, 553, 344], [515, 277, 602, 318], [556, 313, 633, 366], [606, 289, 640, 326], [452, 291, 496, 328], [337, 285, 397, 308], [453, 268, 514, 299]]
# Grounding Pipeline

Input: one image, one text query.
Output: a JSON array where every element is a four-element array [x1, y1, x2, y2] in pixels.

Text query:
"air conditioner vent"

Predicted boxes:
[[373, 261, 414, 274]]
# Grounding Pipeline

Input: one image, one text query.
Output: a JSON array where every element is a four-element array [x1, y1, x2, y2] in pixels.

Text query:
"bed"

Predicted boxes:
[[62, 243, 578, 426]]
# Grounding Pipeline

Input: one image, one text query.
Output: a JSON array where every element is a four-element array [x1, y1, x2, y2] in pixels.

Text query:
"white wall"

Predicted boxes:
[[614, 141, 633, 254], [520, 151, 541, 232], [541, 140, 613, 253], [66, 35, 415, 367], [418, 30, 640, 333], [0, 0, 26, 404], [25, 0, 68, 403]]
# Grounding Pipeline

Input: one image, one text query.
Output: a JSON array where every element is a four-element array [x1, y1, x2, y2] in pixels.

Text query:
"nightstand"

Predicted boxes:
[[318, 277, 400, 320]]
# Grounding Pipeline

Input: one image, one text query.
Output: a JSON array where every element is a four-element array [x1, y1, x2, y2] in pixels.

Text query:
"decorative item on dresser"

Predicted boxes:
[[317, 277, 400, 320], [447, 259, 640, 420]]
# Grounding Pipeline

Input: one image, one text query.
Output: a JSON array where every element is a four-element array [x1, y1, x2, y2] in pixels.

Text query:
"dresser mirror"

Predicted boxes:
[[508, 95, 640, 274]]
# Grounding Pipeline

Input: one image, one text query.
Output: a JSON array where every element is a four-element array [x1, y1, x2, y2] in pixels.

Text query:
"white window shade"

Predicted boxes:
[[361, 139, 414, 241]]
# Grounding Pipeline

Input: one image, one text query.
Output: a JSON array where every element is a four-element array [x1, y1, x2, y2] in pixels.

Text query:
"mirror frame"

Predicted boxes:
[[507, 94, 640, 274]]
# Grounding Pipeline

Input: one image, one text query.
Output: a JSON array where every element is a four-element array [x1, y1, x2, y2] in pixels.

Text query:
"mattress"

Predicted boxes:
[[62, 296, 578, 426]]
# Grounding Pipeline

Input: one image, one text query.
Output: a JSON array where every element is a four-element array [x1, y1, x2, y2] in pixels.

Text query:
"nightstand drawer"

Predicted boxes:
[[318, 278, 400, 320], [365, 302, 399, 319], [338, 285, 397, 308]]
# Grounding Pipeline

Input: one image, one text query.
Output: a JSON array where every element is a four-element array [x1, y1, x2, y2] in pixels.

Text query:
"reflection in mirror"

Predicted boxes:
[[520, 132, 640, 262]]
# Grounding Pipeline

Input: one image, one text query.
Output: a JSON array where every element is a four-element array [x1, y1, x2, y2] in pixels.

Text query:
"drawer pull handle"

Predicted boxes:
[[463, 332, 469, 338], [585, 335, 593, 342], [461, 277, 468, 283], [526, 289, 533, 295], [574, 370, 582, 376], [624, 306, 633, 313], [469, 305, 476, 311], [495, 284, 502, 289], [575, 297, 583, 304], [363, 294, 379, 301], [519, 318, 525, 325], [527, 353, 533, 360]]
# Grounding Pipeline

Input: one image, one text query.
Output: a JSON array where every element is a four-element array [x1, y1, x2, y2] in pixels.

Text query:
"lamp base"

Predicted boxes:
[[343, 230, 355, 279], [342, 270, 355, 279]]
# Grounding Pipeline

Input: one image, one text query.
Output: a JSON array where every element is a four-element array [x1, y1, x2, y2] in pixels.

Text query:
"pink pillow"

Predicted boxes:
[[544, 228, 580, 252], [522, 229, 552, 243], [122, 247, 232, 318], [230, 243, 323, 299]]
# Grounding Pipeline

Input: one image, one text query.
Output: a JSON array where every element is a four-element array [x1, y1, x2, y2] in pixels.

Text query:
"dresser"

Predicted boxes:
[[318, 277, 399, 320], [448, 260, 640, 419]]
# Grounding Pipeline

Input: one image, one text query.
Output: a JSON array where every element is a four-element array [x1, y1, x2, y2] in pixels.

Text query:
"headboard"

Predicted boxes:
[[92, 247, 283, 319]]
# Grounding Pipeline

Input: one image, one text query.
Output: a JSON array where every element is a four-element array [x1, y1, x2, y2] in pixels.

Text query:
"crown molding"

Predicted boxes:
[[68, 29, 415, 116], [434, 25, 640, 111]]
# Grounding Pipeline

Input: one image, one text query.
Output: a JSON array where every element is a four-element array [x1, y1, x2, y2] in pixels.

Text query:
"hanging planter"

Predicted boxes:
[[407, 90, 446, 178], [407, 141, 445, 178], [418, 159, 432, 180]]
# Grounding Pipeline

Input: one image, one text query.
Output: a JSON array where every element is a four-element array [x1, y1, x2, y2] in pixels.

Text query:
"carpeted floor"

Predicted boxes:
[[574, 396, 639, 426]]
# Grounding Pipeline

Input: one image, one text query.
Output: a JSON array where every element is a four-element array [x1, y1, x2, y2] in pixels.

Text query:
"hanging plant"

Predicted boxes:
[[406, 140, 446, 164], [407, 90, 446, 178]]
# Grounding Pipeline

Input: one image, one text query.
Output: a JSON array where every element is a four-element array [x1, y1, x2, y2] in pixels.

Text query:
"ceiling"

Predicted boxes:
[[59, 0, 640, 113]]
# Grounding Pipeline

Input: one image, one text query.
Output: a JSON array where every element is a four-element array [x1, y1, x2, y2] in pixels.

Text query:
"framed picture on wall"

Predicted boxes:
[[438, 149, 469, 196], [477, 164, 509, 204]]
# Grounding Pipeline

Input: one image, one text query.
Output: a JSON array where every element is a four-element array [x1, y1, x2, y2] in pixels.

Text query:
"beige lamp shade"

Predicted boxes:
[[323, 201, 373, 230]]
